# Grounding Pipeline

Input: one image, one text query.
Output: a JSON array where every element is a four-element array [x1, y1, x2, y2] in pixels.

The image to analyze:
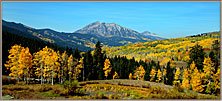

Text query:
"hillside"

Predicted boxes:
[[103, 31, 220, 68]]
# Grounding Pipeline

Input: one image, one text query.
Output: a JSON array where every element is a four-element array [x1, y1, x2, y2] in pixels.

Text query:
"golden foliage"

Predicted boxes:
[[129, 73, 133, 80], [156, 69, 162, 83], [191, 67, 205, 92], [149, 68, 156, 82], [103, 59, 112, 79], [133, 65, 145, 80], [173, 68, 181, 86], [182, 69, 190, 89], [5, 45, 25, 81], [203, 57, 215, 79], [113, 72, 119, 80]]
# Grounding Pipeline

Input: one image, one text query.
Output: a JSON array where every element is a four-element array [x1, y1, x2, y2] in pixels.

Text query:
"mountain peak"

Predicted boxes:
[[141, 31, 158, 36], [93, 21, 101, 24], [75, 21, 140, 39], [140, 31, 165, 40], [141, 31, 151, 34]]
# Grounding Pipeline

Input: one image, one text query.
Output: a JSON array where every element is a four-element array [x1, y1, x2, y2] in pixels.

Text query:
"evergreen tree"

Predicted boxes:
[[67, 47, 73, 56], [189, 44, 205, 70], [93, 41, 104, 80], [144, 62, 152, 81], [74, 48, 81, 60], [165, 62, 174, 85], [83, 50, 93, 81], [212, 40, 220, 73]]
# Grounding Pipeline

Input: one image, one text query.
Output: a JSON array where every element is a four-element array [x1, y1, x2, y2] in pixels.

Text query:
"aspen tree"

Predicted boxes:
[[188, 61, 196, 88], [203, 57, 215, 94], [60, 51, 68, 84], [46, 50, 60, 85], [73, 57, 84, 80], [5, 44, 25, 83], [129, 73, 133, 80], [212, 68, 220, 94], [156, 69, 162, 83], [182, 69, 190, 89], [150, 68, 156, 82], [18, 47, 32, 84], [173, 68, 181, 86], [33, 50, 45, 85], [163, 68, 167, 83], [68, 54, 74, 81], [103, 59, 112, 79], [133, 65, 145, 80], [203, 57, 215, 83], [191, 67, 205, 92], [113, 71, 119, 80]]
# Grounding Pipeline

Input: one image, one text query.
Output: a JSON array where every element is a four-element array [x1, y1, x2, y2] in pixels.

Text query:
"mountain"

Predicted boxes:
[[140, 31, 165, 40], [75, 21, 141, 39], [2, 20, 165, 51]]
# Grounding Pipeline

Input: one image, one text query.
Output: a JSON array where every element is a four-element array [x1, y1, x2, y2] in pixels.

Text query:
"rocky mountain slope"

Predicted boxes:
[[2, 20, 165, 51]]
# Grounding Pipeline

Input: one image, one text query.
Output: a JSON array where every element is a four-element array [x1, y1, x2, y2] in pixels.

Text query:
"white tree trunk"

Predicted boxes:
[[41, 63, 43, 85]]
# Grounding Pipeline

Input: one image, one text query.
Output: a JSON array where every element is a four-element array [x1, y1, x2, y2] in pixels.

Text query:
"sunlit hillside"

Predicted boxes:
[[103, 32, 220, 68]]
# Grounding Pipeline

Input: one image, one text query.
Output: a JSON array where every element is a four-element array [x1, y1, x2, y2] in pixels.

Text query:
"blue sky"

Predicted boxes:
[[2, 2, 220, 38]]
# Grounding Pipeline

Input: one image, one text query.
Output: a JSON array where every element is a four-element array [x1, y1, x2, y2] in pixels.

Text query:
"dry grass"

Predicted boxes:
[[2, 80, 220, 99]]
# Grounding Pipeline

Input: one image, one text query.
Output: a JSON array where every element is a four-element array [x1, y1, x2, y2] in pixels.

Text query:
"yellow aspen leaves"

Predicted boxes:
[[160, 57, 171, 67], [5, 44, 25, 82], [182, 69, 190, 89], [18, 47, 33, 84], [150, 68, 156, 82], [188, 61, 196, 75], [68, 55, 77, 80], [203, 57, 215, 79], [129, 73, 133, 80], [173, 68, 181, 86], [213, 68, 220, 90], [191, 67, 205, 92], [133, 65, 145, 80], [103, 59, 112, 79], [163, 69, 166, 77], [113, 71, 119, 80], [73, 57, 84, 80], [156, 69, 162, 83]]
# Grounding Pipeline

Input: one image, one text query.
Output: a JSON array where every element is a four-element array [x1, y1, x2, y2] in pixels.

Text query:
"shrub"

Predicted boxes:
[[63, 80, 79, 95], [173, 85, 184, 93], [51, 88, 61, 94], [34, 85, 52, 92]]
